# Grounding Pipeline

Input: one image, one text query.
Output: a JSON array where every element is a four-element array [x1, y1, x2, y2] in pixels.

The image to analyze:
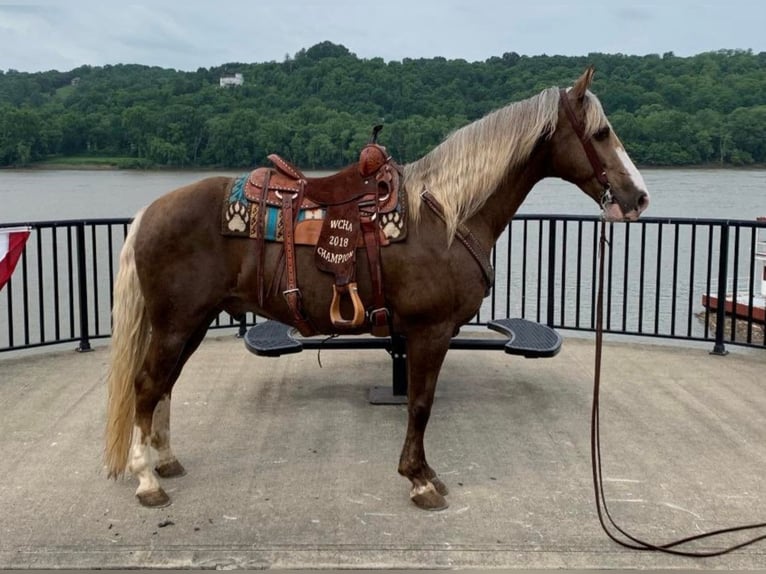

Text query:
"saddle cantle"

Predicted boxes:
[[224, 126, 403, 337]]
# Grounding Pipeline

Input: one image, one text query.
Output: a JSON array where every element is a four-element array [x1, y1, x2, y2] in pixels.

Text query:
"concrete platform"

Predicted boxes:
[[0, 333, 765, 570]]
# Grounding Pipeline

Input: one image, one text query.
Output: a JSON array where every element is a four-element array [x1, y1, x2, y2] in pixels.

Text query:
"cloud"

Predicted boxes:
[[615, 6, 654, 22], [0, 0, 764, 72]]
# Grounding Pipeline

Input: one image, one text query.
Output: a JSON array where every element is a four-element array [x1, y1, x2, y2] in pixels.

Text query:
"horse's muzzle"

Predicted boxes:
[[603, 191, 649, 222]]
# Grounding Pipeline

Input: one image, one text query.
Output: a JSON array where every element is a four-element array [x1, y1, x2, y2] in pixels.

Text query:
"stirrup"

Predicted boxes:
[[330, 282, 365, 328]]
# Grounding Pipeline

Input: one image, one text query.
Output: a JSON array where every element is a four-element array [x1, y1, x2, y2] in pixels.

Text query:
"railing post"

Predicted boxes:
[[75, 223, 92, 352], [711, 224, 729, 356], [546, 220, 557, 327]]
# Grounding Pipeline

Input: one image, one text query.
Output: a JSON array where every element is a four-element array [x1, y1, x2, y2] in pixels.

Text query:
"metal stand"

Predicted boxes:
[[368, 333, 408, 404], [244, 320, 562, 405]]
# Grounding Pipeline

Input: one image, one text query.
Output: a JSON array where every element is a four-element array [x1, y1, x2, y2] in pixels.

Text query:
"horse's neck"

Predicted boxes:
[[467, 151, 547, 248]]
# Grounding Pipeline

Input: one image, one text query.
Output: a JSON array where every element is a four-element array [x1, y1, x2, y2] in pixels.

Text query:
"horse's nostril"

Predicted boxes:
[[638, 192, 650, 211]]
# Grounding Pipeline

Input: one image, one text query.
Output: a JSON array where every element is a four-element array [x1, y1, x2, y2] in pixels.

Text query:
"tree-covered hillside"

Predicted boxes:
[[1, 42, 764, 168]]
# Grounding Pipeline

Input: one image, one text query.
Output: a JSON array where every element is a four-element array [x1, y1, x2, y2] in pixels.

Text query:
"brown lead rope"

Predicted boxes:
[[592, 217, 766, 557]]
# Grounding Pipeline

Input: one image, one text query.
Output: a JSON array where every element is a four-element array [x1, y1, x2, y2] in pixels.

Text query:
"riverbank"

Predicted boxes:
[[697, 311, 765, 344], [7, 157, 766, 172], [19, 156, 150, 170]]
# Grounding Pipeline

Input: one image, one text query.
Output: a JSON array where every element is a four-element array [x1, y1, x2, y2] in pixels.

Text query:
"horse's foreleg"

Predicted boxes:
[[397, 327, 452, 511]]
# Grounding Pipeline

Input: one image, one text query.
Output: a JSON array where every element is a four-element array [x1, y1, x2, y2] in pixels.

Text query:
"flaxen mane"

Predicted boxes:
[[403, 87, 609, 240]]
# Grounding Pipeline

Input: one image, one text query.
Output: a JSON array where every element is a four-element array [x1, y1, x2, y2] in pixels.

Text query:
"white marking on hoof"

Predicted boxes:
[[151, 396, 176, 468], [410, 482, 438, 499], [128, 424, 160, 495]]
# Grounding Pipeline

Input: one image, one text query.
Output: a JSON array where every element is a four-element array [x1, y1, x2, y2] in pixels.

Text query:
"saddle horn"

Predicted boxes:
[[359, 125, 390, 178], [370, 124, 383, 144]]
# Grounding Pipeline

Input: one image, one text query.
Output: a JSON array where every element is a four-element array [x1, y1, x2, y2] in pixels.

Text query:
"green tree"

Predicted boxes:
[[2, 45, 766, 168]]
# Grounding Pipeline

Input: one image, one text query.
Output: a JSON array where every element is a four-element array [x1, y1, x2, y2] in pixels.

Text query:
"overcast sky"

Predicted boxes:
[[1, 0, 764, 72]]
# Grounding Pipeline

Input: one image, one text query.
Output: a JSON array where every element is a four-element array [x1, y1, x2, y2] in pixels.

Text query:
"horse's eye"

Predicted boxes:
[[593, 126, 611, 141]]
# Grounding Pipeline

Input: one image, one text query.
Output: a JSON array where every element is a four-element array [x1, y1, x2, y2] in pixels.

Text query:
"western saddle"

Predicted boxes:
[[244, 126, 401, 338]]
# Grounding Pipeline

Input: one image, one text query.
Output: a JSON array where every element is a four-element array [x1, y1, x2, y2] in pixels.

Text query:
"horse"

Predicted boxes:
[[104, 67, 649, 511]]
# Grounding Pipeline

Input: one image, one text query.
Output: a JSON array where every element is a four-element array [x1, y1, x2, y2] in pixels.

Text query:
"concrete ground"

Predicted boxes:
[[0, 332, 765, 570]]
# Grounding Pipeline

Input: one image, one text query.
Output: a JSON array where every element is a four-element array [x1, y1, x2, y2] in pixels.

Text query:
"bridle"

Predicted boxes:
[[558, 89, 615, 213], [560, 87, 766, 556]]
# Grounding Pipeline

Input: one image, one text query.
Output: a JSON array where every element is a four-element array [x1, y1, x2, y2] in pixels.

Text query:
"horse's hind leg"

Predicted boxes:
[[151, 393, 185, 478], [150, 322, 210, 479], [130, 324, 209, 507], [397, 327, 452, 511]]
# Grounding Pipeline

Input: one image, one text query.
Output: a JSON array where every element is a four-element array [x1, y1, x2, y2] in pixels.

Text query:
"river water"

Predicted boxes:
[[0, 168, 764, 350], [1, 168, 764, 223]]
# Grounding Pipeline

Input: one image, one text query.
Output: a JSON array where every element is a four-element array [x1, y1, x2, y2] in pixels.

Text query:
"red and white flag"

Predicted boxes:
[[0, 227, 31, 291]]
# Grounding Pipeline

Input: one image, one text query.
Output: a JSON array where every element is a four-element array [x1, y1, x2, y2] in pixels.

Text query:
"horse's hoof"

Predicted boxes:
[[136, 488, 171, 508], [410, 482, 449, 511], [430, 476, 449, 497], [155, 459, 186, 478]]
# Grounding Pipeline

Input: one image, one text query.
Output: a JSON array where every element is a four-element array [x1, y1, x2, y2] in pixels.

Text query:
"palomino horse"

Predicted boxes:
[[105, 68, 649, 510]]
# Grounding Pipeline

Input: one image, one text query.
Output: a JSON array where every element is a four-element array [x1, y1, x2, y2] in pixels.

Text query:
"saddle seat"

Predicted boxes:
[[245, 146, 399, 213], [244, 132, 402, 338]]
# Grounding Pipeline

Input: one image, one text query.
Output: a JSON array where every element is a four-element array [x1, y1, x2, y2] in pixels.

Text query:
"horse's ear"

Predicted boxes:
[[571, 66, 595, 101]]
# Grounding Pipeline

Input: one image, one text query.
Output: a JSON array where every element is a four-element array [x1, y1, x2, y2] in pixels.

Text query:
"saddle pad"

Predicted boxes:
[[221, 173, 407, 245]]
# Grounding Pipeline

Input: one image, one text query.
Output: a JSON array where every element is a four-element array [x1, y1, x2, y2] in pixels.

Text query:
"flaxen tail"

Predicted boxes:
[[104, 209, 150, 478]]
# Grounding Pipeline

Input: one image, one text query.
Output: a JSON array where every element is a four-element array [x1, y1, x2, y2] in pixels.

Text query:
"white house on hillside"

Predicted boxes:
[[219, 73, 244, 88]]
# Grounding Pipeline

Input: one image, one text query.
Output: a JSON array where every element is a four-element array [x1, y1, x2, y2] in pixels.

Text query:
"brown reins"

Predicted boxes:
[[594, 218, 766, 556], [561, 87, 766, 556]]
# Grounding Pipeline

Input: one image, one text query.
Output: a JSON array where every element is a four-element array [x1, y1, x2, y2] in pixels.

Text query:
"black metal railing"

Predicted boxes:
[[474, 215, 765, 350], [0, 219, 246, 353], [2, 216, 765, 354]]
